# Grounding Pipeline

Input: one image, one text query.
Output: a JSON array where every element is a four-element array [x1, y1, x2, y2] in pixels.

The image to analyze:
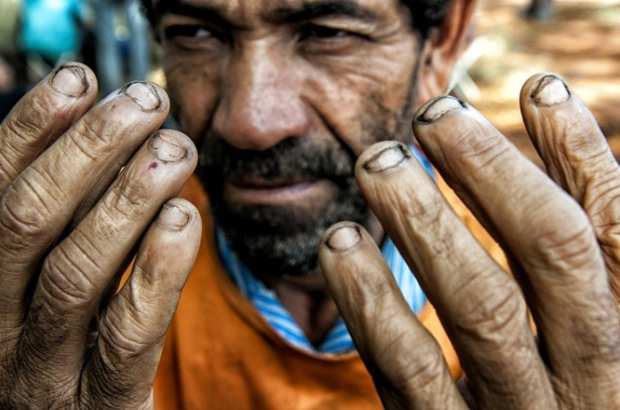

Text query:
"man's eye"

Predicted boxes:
[[299, 24, 350, 41], [164, 25, 214, 40]]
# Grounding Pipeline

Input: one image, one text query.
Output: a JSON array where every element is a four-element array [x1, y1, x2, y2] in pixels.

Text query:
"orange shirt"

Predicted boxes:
[[153, 175, 506, 409]]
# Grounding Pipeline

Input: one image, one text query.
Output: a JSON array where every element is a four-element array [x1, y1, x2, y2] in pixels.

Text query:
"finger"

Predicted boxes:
[[413, 97, 620, 404], [520, 73, 620, 299], [0, 63, 97, 195], [12, 131, 196, 398], [0, 82, 169, 326], [353, 141, 553, 409], [319, 222, 468, 410], [81, 198, 201, 409]]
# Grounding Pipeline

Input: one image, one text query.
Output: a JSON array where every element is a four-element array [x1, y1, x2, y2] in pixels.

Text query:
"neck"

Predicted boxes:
[[258, 215, 384, 347], [260, 270, 339, 347]]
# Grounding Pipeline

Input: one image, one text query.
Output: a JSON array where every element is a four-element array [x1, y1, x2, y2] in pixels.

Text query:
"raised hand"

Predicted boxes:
[[0, 64, 201, 409], [320, 73, 620, 409]]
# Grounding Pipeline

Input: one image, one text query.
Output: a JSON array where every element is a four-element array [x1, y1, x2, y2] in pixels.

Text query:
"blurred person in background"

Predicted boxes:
[[92, 0, 151, 95], [0, 0, 24, 121], [524, 0, 553, 20], [19, 0, 88, 82]]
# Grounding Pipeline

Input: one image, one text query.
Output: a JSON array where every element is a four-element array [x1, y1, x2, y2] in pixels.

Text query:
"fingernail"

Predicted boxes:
[[532, 75, 570, 107], [158, 203, 190, 230], [326, 224, 361, 251], [150, 133, 188, 162], [50, 65, 88, 97], [121, 82, 162, 111], [417, 96, 465, 123], [363, 143, 409, 173]]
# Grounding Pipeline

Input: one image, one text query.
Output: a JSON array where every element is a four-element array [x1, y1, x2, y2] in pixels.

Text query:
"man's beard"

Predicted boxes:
[[197, 136, 370, 277]]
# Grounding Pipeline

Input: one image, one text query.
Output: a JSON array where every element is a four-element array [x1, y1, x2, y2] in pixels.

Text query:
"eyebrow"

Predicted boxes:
[[153, 0, 231, 27], [153, 0, 378, 26], [267, 0, 379, 24]]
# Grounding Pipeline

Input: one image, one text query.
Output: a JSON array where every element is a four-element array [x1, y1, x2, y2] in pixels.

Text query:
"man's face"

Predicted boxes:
[[156, 0, 422, 276]]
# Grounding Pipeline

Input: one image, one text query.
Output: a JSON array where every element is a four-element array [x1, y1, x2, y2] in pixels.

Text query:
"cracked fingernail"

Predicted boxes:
[[326, 224, 361, 251], [363, 143, 409, 173], [158, 203, 190, 230], [532, 75, 570, 107], [150, 133, 188, 162], [417, 96, 465, 123], [50, 65, 88, 97], [122, 82, 162, 111]]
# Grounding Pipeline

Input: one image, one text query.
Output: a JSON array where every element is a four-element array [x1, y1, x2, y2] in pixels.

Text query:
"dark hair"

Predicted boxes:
[[140, 0, 453, 40], [405, 0, 453, 39]]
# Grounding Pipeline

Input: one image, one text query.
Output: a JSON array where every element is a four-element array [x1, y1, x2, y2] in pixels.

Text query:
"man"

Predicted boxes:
[[1, 0, 619, 409]]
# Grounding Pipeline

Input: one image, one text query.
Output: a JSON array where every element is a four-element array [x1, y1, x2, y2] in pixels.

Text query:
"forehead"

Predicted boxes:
[[153, 0, 404, 25]]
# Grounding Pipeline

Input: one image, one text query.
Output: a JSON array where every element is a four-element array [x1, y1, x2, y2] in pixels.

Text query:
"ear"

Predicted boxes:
[[416, 0, 477, 107]]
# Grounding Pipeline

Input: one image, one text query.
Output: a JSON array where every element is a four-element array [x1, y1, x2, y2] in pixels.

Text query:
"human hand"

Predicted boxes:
[[0, 64, 201, 409], [319, 73, 620, 409]]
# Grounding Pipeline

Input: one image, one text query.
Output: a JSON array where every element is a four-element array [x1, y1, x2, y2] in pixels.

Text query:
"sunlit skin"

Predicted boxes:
[[155, 0, 428, 342], [3, 0, 618, 405]]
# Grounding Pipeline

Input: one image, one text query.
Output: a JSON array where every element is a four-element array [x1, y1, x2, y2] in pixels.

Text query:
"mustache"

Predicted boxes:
[[199, 136, 356, 182]]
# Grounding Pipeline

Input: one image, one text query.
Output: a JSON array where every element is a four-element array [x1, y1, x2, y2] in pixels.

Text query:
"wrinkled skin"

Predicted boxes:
[[319, 76, 620, 409], [0, 0, 618, 409]]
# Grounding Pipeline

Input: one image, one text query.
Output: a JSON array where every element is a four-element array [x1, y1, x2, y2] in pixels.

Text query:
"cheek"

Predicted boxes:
[[304, 41, 418, 153], [163, 56, 220, 143]]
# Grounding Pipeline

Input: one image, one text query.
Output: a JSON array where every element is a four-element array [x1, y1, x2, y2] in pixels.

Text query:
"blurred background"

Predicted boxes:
[[0, 0, 618, 162]]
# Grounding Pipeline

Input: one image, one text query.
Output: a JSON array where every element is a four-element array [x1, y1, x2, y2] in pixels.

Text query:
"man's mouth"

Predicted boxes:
[[224, 177, 331, 205]]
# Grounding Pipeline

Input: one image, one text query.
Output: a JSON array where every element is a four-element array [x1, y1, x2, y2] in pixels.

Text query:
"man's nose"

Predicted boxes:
[[211, 45, 310, 151]]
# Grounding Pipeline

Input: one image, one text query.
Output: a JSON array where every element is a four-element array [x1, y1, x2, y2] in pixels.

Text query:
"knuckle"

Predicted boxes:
[[2, 94, 54, 143], [399, 193, 444, 229], [103, 173, 151, 220], [527, 208, 601, 276], [19, 301, 71, 363], [453, 275, 526, 343], [40, 242, 102, 307], [570, 297, 620, 365], [583, 173, 620, 229], [368, 327, 448, 399], [0, 179, 57, 251], [447, 127, 514, 174], [66, 117, 115, 162], [396, 348, 447, 392], [98, 315, 151, 369]]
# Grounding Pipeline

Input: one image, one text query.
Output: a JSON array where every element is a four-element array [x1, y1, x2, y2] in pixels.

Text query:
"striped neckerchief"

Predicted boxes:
[[216, 145, 434, 354]]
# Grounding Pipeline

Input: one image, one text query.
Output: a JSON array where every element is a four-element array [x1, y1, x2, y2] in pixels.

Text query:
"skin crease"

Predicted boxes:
[[157, 0, 443, 343]]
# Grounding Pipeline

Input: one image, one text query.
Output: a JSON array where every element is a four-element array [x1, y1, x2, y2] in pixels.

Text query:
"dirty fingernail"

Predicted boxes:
[[326, 224, 361, 251], [50, 65, 88, 97], [122, 82, 162, 111], [150, 133, 188, 162], [364, 143, 409, 173], [417, 96, 465, 123], [158, 203, 190, 230], [532, 75, 570, 107]]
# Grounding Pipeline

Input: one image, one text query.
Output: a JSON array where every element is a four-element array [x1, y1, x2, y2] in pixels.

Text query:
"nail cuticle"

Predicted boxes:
[[363, 143, 410, 173], [325, 224, 361, 252], [416, 96, 466, 123], [150, 133, 188, 163], [158, 203, 190, 231], [531, 74, 570, 107], [121, 81, 162, 111], [50, 65, 88, 97]]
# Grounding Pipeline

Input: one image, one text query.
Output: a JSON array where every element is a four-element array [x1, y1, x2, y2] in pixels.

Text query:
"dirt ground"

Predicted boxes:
[[465, 0, 620, 164]]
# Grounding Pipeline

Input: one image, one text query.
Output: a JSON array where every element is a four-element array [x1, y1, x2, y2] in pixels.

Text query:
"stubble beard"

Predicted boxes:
[[193, 65, 420, 278], [197, 136, 370, 277]]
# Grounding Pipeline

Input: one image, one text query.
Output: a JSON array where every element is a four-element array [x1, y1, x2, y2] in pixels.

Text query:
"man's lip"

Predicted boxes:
[[224, 179, 329, 205], [227, 177, 312, 189]]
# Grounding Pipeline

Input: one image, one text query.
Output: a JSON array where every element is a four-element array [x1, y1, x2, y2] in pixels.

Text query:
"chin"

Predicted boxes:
[[214, 190, 369, 277]]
